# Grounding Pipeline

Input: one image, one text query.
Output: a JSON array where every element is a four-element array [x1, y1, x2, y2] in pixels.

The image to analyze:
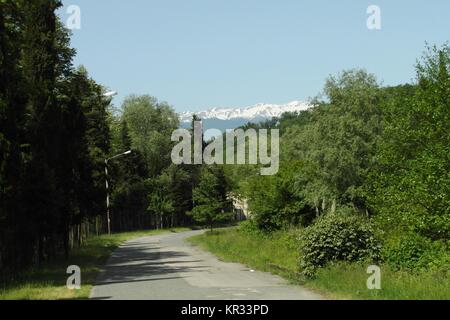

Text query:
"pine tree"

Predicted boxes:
[[190, 166, 232, 231], [19, 0, 66, 265], [0, 0, 31, 269], [110, 119, 149, 231]]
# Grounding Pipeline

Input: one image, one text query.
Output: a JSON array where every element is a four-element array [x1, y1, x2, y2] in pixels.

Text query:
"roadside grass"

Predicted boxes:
[[188, 228, 301, 282], [188, 228, 450, 300], [308, 262, 450, 300], [0, 228, 190, 300]]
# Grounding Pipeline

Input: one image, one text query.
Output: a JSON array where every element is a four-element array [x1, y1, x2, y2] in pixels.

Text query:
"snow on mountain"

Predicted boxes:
[[179, 101, 312, 123]]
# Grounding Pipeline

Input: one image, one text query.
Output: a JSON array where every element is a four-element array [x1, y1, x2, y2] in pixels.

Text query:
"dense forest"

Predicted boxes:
[[0, 0, 448, 284], [0, 1, 199, 275], [0, 0, 115, 271]]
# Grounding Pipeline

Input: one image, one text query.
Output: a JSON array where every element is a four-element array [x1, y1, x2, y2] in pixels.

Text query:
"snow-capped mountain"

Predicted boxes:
[[179, 101, 311, 123]]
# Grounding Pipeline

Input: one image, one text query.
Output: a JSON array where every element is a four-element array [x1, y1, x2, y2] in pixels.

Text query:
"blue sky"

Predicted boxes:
[[59, 0, 450, 113]]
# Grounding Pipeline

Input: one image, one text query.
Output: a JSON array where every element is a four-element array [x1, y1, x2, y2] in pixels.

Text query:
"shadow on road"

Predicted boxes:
[[94, 241, 208, 287]]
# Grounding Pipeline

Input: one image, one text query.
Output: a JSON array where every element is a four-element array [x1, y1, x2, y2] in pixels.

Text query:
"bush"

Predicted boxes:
[[239, 219, 259, 234], [298, 213, 381, 277], [382, 232, 450, 271]]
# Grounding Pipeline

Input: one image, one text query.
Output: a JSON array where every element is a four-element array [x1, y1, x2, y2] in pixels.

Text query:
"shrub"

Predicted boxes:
[[239, 220, 262, 235], [239, 219, 275, 238], [298, 213, 381, 277], [382, 232, 450, 271]]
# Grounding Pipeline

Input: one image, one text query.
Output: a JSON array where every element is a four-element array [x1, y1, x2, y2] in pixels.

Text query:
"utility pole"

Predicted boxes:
[[105, 150, 132, 235], [105, 160, 111, 235]]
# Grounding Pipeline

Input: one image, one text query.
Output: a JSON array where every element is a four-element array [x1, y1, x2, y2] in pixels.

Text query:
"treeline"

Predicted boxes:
[[0, 1, 199, 275], [0, 1, 114, 272], [107, 95, 198, 231], [223, 44, 449, 275], [108, 104, 233, 233], [0, 1, 229, 275]]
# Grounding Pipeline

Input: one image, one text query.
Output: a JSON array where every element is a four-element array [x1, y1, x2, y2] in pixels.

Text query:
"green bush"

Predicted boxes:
[[239, 219, 277, 238], [239, 220, 263, 235], [298, 213, 381, 277], [382, 232, 450, 271]]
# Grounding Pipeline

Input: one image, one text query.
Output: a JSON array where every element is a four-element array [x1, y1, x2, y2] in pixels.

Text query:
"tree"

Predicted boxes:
[[61, 67, 112, 242], [110, 95, 191, 232], [0, 0, 27, 270], [367, 45, 450, 240], [147, 174, 175, 230], [122, 95, 179, 177], [279, 69, 383, 215], [110, 119, 149, 231], [228, 70, 384, 231], [0, 1, 114, 271], [17, 0, 67, 266], [147, 165, 194, 229], [160, 165, 193, 227], [190, 166, 232, 231]]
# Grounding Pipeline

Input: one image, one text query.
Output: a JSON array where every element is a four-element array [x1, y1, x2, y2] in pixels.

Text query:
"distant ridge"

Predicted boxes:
[[179, 101, 312, 123]]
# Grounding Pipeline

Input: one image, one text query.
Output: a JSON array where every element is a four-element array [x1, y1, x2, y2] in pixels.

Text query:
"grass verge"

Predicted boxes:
[[188, 228, 450, 300], [0, 228, 190, 300]]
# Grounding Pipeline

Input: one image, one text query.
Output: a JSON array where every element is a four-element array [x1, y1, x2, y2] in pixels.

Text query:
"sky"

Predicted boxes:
[[59, 0, 450, 113]]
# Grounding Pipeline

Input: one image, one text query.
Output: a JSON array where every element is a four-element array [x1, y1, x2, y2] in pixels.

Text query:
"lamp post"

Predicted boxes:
[[105, 150, 132, 235], [103, 91, 118, 98]]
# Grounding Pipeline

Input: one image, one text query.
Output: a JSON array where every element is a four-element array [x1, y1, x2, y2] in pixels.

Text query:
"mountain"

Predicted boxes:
[[178, 101, 312, 140], [179, 101, 311, 123]]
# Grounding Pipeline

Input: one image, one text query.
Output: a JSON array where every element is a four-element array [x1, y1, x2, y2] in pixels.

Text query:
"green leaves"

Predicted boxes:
[[366, 44, 450, 240], [190, 166, 233, 231], [0, 0, 115, 270], [298, 213, 381, 278], [121, 95, 179, 177]]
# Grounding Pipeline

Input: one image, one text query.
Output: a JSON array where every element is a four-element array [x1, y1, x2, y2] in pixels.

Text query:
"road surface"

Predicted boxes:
[[90, 230, 323, 300]]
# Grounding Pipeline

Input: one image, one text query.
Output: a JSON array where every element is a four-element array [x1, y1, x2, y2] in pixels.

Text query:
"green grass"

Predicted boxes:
[[188, 228, 450, 300], [307, 262, 450, 300], [0, 228, 190, 300], [188, 228, 302, 281]]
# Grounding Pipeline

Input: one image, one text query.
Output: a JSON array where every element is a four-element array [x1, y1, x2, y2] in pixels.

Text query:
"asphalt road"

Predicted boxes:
[[90, 230, 323, 300]]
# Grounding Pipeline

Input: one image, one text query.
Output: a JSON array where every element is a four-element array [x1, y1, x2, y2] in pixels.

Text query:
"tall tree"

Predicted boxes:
[[283, 69, 383, 214], [110, 119, 150, 232], [0, 0, 114, 270], [367, 45, 450, 240], [0, 0, 28, 270], [190, 166, 232, 231], [122, 95, 179, 177], [147, 165, 193, 229]]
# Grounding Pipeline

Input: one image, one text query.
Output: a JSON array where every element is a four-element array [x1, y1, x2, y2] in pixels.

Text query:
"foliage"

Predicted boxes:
[[298, 213, 381, 277], [241, 161, 312, 231], [189, 166, 233, 231], [109, 96, 191, 231], [0, 0, 112, 271], [147, 165, 192, 229], [190, 227, 450, 300], [121, 95, 179, 177], [382, 232, 450, 272], [285, 69, 382, 214], [226, 69, 384, 231], [222, 46, 449, 280], [366, 44, 450, 240]]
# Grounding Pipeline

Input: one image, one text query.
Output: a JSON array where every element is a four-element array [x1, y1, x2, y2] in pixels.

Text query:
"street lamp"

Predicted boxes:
[[103, 91, 118, 98], [105, 150, 132, 235]]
